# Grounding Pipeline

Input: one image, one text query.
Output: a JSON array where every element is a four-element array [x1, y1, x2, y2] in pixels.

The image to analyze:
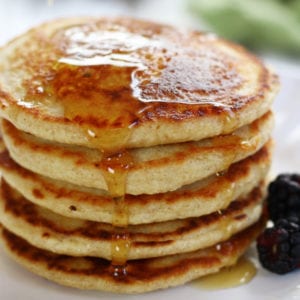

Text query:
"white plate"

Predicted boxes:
[[0, 60, 300, 300]]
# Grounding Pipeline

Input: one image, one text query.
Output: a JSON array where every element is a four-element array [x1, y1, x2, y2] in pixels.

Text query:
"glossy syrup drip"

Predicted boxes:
[[98, 148, 134, 272], [56, 27, 150, 151], [191, 257, 256, 290], [52, 34, 138, 274], [50, 62, 139, 151], [56, 45, 135, 270]]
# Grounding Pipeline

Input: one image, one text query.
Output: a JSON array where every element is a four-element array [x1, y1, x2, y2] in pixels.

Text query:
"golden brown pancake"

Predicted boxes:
[[0, 17, 278, 150], [0, 16, 278, 294], [1, 111, 273, 195], [0, 217, 266, 293], [0, 141, 272, 224], [0, 179, 264, 260]]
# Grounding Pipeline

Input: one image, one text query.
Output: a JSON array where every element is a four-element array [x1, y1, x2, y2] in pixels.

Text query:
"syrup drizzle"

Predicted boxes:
[[50, 61, 138, 151], [101, 150, 134, 268], [53, 35, 135, 270], [58, 44, 135, 266], [191, 257, 256, 290]]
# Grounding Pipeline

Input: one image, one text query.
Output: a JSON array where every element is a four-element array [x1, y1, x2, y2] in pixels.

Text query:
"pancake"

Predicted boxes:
[[0, 16, 278, 294], [0, 216, 266, 293], [0, 179, 264, 260], [0, 17, 278, 150], [1, 111, 273, 195], [0, 141, 272, 224]]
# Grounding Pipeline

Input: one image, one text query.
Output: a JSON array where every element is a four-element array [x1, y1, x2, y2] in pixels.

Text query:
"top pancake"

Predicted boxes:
[[0, 17, 278, 150]]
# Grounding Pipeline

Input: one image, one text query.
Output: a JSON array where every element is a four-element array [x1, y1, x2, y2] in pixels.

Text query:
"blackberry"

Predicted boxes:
[[257, 217, 300, 274], [267, 174, 300, 223]]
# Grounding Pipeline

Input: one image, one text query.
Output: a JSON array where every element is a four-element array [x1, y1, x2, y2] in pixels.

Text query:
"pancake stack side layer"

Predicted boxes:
[[0, 17, 279, 294]]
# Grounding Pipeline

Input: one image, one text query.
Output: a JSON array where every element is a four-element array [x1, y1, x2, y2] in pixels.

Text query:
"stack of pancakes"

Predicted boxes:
[[0, 17, 278, 293]]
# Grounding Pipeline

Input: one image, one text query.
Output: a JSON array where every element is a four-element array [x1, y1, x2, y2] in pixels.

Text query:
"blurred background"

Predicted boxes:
[[1, 0, 300, 56], [0, 0, 299, 172]]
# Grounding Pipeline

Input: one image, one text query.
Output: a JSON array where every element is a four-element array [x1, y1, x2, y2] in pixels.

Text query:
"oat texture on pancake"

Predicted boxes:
[[0, 17, 279, 294]]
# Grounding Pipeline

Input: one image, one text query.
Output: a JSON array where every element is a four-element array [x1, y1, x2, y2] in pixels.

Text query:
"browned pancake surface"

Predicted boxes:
[[0, 112, 273, 195], [0, 17, 278, 149], [0, 179, 264, 259], [0, 216, 265, 293], [0, 141, 271, 223]]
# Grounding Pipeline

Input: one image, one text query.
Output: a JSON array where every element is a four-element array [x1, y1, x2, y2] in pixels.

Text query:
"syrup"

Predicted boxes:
[[50, 62, 139, 151], [110, 230, 130, 267], [191, 257, 256, 290], [101, 150, 134, 199], [101, 150, 133, 267]]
